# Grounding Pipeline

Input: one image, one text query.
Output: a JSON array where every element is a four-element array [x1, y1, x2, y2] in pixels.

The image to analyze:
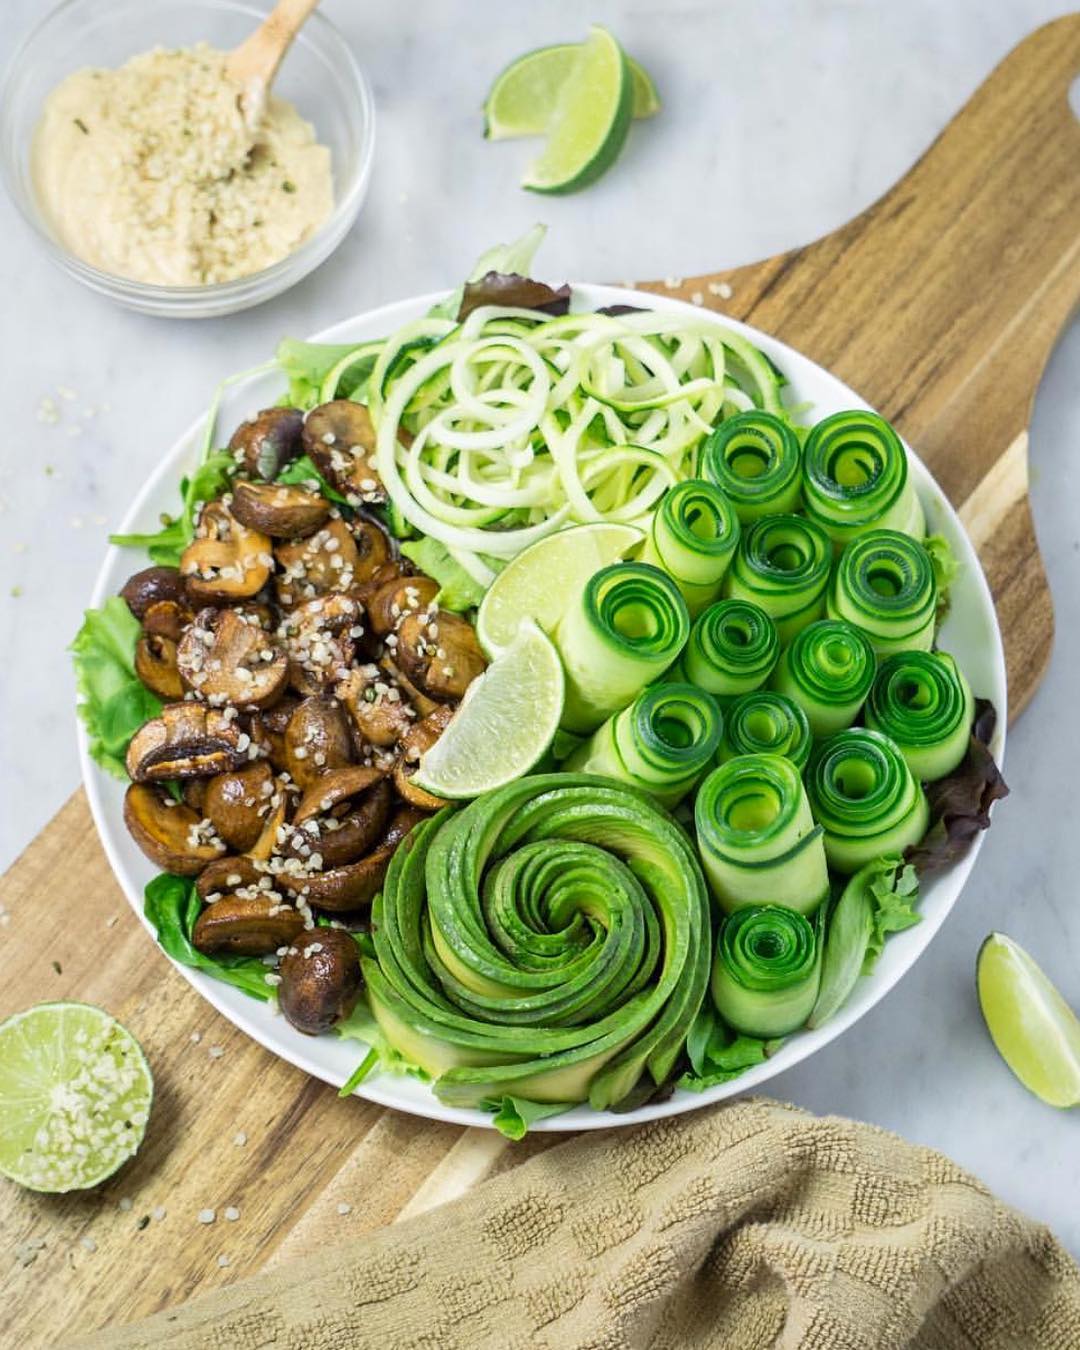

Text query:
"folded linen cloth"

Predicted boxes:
[[78, 1097, 1080, 1350]]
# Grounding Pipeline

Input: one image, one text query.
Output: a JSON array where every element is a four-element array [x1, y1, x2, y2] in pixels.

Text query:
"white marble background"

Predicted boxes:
[[2, 0, 1079, 1252]]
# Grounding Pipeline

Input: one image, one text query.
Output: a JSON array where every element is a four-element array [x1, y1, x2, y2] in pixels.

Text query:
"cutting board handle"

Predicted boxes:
[[647, 15, 1080, 717]]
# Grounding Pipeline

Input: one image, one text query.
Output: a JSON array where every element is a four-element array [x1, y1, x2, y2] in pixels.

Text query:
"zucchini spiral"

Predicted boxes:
[[556, 562, 690, 733], [802, 410, 925, 547], [770, 618, 876, 738], [806, 727, 930, 873], [827, 529, 937, 655], [864, 650, 974, 782], [677, 598, 780, 699], [566, 682, 723, 807], [362, 774, 711, 1111], [710, 905, 822, 1038], [694, 753, 830, 915], [639, 479, 741, 616], [700, 411, 803, 522], [718, 690, 812, 771], [723, 513, 832, 643]]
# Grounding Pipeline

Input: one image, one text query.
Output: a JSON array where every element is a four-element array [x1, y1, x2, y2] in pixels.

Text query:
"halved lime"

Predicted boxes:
[[485, 43, 660, 140], [412, 622, 564, 799], [0, 1002, 153, 1192], [521, 27, 634, 195], [476, 521, 643, 658], [977, 933, 1080, 1108]]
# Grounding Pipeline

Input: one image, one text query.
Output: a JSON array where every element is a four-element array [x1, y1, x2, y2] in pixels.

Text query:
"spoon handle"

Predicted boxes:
[[224, 0, 322, 93]]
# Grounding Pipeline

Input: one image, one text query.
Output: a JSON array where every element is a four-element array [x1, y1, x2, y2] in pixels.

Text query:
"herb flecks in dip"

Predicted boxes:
[[32, 44, 333, 286]]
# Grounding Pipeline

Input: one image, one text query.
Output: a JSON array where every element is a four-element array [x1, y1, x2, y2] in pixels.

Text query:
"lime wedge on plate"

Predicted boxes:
[[412, 621, 564, 799], [485, 43, 660, 140], [977, 933, 1080, 1108], [0, 1002, 153, 1192], [522, 26, 634, 195], [476, 521, 643, 657]]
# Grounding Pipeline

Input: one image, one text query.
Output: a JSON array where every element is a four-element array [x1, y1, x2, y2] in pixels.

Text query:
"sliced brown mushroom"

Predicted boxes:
[[302, 401, 386, 505], [228, 407, 304, 481], [247, 779, 290, 862], [283, 695, 354, 789], [378, 655, 440, 719], [181, 501, 272, 601], [278, 930, 363, 1035], [277, 593, 362, 697], [274, 519, 359, 607], [248, 695, 299, 770], [126, 703, 248, 781], [395, 609, 486, 702], [365, 573, 439, 637], [120, 566, 189, 621], [142, 598, 192, 643], [335, 666, 414, 748], [277, 806, 425, 911], [395, 705, 456, 809], [183, 778, 208, 813], [196, 854, 261, 901], [176, 607, 288, 711], [192, 895, 305, 957], [204, 762, 276, 852], [288, 768, 392, 869], [123, 784, 227, 875], [135, 633, 184, 700], [230, 480, 331, 539]]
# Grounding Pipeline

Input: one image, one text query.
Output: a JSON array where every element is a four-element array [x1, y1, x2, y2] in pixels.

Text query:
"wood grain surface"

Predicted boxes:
[[2, 17, 1078, 1348]]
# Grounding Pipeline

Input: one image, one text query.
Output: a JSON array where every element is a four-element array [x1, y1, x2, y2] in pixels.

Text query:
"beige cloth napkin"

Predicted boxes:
[[79, 1098, 1079, 1350]]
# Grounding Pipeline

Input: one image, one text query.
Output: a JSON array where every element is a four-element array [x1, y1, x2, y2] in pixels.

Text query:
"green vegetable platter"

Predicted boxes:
[[75, 235, 1007, 1135]]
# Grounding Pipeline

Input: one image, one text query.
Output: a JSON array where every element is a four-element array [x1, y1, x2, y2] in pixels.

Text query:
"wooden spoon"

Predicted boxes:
[[224, 0, 322, 125]]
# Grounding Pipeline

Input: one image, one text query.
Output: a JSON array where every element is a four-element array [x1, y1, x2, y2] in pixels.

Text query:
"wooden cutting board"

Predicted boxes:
[[3, 18, 1078, 1348]]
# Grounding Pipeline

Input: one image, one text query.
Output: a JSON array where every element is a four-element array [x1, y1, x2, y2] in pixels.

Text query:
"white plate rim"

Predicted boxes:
[[77, 283, 1008, 1132]]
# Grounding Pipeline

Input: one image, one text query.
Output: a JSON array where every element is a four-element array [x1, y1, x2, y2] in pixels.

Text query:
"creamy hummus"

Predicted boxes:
[[32, 44, 333, 287]]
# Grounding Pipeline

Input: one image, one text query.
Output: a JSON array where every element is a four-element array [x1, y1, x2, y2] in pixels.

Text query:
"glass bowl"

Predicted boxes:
[[0, 0, 375, 318]]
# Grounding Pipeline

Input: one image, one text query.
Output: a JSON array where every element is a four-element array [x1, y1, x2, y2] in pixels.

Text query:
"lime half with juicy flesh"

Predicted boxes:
[[485, 43, 660, 140], [977, 933, 1080, 1108], [412, 621, 564, 799], [0, 1002, 153, 1192], [521, 26, 634, 194], [476, 521, 643, 658]]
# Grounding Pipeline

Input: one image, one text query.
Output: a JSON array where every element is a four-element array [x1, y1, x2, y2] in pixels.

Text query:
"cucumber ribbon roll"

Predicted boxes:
[[718, 690, 812, 771], [694, 753, 830, 915], [770, 618, 876, 738], [556, 562, 690, 733], [639, 479, 740, 616], [723, 513, 832, 644], [802, 410, 925, 547], [362, 774, 712, 1111], [828, 529, 937, 655], [700, 410, 803, 522], [710, 905, 822, 1038], [864, 650, 974, 782], [566, 682, 723, 807], [677, 599, 780, 700], [807, 727, 930, 873]]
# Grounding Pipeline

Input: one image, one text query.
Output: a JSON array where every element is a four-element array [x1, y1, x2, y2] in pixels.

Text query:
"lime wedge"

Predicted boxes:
[[522, 27, 634, 195], [485, 44, 660, 140], [476, 521, 643, 658], [0, 1002, 153, 1192], [412, 622, 564, 799], [977, 933, 1080, 1108]]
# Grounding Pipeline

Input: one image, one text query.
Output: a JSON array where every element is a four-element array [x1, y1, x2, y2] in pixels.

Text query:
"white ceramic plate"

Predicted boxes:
[[79, 285, 1007, 1132]]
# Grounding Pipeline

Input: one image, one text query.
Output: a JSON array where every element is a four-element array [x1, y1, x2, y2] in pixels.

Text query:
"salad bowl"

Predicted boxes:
[[77, 284, 1007, 1131]]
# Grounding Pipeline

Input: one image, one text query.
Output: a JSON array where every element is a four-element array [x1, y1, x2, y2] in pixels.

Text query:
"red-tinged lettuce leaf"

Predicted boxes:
[[457, 272, 571, 320], [905, 698, 1009, 875], [595, 303, 647, 316]]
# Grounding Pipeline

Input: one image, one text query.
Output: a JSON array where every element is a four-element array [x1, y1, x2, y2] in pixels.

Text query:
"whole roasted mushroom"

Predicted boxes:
[[230, 480, 331, 539], [228, 407, 304, 481], [288, 766, 392, 869], [126, 703, 249, 781], [204, 761, 276, 852], [274, 519, 360, 606], [278, 593, 362, 697], [364, 573, 439, 637], [283, 695, 354, 789], [335, 666, 414, 749], [196, 854, 261, 901], [278, 806, 425, 911], [177, 607, 288, 711], [134, 632, 184, 700], [120, 566, 190, 621], [395, 609, 486, 702], [248, 695, 300, 770], [278, 929, 363, 1035], [181, 501, 272, 601], [302, 401, 386, 505], [192, 895, 305, 957], [123, 784, 227, 875]]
